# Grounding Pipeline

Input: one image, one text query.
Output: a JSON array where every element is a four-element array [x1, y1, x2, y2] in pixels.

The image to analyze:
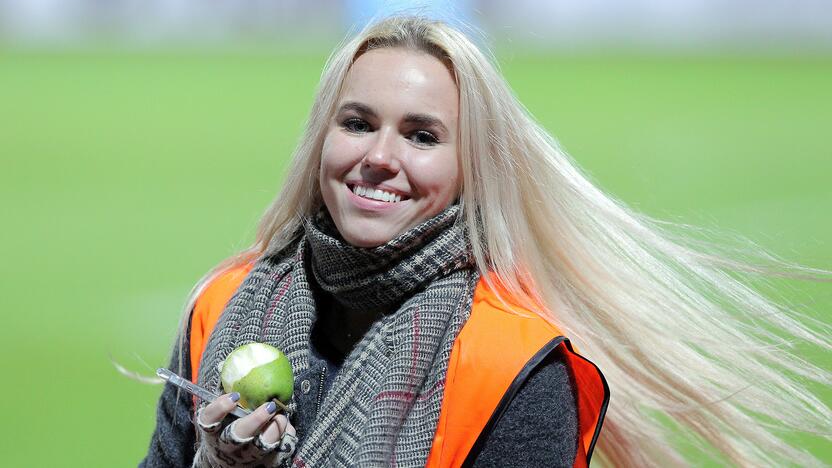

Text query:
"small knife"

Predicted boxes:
[[156, 367, 251, 418]]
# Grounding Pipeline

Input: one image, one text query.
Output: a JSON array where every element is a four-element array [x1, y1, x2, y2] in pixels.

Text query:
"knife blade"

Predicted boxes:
[[156, 367, 251, 418]]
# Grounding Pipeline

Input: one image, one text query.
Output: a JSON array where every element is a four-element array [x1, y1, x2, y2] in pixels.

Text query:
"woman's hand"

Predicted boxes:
[[193, 392, 298, 468]]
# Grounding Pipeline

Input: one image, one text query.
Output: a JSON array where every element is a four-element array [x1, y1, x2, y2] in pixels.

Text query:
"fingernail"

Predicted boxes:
[[229, 392, 240, 403], [266, 401, 277, 414]]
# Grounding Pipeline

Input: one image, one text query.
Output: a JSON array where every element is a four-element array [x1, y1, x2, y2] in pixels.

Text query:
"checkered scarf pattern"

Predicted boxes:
[[197, 204, 478, 467]]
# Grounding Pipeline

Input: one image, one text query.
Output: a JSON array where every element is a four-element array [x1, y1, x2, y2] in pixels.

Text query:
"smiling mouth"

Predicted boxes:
[[347, 183, 410, 203]]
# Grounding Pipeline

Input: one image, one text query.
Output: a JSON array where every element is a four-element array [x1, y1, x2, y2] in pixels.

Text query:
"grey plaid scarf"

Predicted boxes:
[[197, 204, 478, 467]]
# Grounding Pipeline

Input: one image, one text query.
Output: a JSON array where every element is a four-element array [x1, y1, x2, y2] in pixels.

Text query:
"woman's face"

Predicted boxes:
[[319, 48, 461, 247]]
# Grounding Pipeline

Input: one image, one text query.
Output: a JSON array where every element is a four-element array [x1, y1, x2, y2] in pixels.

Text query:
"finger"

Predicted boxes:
[[198, 392, 241, 426], [260, 420, 282, 445], [280, 414, 296, 437], [232, 401, 279, 439], [260, 414, 291, 445]]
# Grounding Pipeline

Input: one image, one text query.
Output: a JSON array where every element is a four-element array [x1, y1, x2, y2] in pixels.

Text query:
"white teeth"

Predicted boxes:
[[350, 184, 402, 203]]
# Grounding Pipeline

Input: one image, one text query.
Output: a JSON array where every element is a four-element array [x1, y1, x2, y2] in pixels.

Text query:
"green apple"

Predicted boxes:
[[220, 342, 294, 410]]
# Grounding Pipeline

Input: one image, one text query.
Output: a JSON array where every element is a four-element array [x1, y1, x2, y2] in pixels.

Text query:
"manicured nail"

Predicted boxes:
[[229, 392, 240, 403], [266, 401, 277, 414]]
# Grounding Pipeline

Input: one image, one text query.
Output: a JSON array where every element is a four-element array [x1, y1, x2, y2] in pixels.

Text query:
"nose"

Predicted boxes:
[[362, 127, 400, 174]]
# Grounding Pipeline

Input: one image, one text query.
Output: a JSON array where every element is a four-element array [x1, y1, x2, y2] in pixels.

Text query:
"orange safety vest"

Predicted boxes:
[[189, 264, 609, 467]]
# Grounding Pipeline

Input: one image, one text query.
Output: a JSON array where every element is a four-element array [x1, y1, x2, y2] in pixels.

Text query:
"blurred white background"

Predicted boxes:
[[1, 0, 830, 51]]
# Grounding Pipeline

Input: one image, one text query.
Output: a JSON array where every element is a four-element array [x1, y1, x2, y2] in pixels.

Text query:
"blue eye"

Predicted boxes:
[[410, 130, 439, 146], [343, 118, 370, 133]]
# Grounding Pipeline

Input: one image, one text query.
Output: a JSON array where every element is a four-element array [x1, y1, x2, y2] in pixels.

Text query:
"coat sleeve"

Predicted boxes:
[[138, 322, 197, 468], [470, 349, 578, 467]]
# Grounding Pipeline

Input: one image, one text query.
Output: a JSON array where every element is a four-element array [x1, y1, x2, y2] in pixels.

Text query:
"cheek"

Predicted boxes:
[[320, 132, 365, 176], [409, 152, 461, 198]]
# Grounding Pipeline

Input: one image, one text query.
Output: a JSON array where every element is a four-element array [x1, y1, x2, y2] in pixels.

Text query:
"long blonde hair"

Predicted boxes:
[[179, 16, 830, 466]]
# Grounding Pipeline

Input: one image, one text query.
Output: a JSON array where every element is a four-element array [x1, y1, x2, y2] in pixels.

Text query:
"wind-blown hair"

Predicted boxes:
[[179, 15, 830, 466]]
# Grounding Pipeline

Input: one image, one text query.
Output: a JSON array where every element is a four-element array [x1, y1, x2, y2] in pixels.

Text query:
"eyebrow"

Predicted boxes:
[[403, 112, 449, 135], [338, 101, 449, 135], [339, 101, 377, 118]]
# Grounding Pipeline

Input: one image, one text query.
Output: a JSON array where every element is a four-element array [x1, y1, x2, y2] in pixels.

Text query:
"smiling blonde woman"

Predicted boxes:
[[141, 15, 830, 468]]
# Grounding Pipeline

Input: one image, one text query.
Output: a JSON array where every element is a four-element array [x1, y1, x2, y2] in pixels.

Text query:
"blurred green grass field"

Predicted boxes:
[[0, 50, 829, 466]]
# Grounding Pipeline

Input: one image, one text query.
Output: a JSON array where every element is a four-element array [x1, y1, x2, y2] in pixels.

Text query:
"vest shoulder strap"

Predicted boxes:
[[189, 263, 253, 381]]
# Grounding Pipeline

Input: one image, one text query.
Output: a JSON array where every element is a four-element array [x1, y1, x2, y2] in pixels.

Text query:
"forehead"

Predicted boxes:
[[339, 48, 458, 118]]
